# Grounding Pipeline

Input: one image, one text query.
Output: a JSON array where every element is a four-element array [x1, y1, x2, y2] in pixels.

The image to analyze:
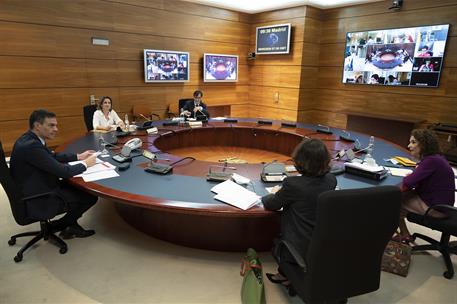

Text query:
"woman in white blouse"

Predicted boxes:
[[92, 96, 124, 131]]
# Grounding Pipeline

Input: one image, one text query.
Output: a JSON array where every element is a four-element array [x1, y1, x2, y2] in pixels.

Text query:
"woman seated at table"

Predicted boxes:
[[262, 138, 337, 288], [396, 129, 455, 243], [92, 96, 125, 131]]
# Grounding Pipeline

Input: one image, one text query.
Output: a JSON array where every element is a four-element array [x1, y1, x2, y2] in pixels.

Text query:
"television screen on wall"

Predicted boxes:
[[144, 49, 189, 82], [256, 23, 291, 55], [342, 24, 450, 87], [203, 53, 238, 82]]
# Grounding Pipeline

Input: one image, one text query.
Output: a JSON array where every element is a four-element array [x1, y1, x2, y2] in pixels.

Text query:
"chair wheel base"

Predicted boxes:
[[59, 247, 68, 254], [8, 239, 16, 246], [14, 254, 23, 263], [444, 271, 454, 279]]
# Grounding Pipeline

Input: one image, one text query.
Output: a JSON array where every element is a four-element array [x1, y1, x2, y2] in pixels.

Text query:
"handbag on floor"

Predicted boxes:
[[381, 240, 412, 277], [240, 248, 266, 304]]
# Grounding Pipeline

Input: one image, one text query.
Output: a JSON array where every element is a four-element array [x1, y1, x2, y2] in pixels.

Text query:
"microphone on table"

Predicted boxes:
[[339, 130, 355, 142], [196, 107, 208, 122], [317, 124, 333, 134]]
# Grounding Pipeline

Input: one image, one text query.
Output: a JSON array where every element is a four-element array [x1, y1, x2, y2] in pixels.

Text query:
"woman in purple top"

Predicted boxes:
[[396, 129, 455, 242]]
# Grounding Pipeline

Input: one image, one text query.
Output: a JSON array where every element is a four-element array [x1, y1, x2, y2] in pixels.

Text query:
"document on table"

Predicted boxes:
[[211, 180, 260, 210], [69, 157, 119, 182], [73, 162, 116, 177], [388, 167, 413, 177], [82, 170, 119, 182]]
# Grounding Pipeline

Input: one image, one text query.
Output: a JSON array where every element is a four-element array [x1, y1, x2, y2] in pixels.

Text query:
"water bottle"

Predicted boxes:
[[365, 136, 376, 166], [124, 114, 129, 130]]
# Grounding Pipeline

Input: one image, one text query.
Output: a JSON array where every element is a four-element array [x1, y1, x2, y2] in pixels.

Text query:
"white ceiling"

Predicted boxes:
[[183, 0, 385, 13]]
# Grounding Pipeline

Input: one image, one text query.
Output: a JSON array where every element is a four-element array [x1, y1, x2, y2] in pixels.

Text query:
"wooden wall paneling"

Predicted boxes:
[[249, 42, 304, 66], [111, 3, 250, 44], [321, 6, 457, 44], [301, 42, 321, 67], [323, 0, 457, 20], [0, 116, 87, 153], [251, 6, 306, 23], [112, 0, 251, 23], [298, 89, 319, 112], [249, 65, 302, 88], [299, 67, 320, 89], [0, 88, 121, 121], [0, 57, 88, 88], [249, 86, 300, 110], [0, 21, 251, 62], [230, 104, 251, 118], [298, 110, 347, 129], [249, 104, 298, 121], [302, 17, 323, 44], [318, 67, 457, 97], [118, 85, 250, 114], [0, 0, 116, 30], [316, 90, 457, 123]]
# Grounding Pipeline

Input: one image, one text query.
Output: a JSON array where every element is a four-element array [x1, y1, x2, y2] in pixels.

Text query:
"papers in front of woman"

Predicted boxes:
[[388, 167, 413, 177], [211, 180, 260, 210]]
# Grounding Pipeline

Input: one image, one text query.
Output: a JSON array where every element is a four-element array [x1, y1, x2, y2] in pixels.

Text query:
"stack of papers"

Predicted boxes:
[[69, 159, 119, 182], [344, 162, 385, 173], [388, 167, 413, 177], [392, 156, 417, 167], [211, 180, 260, 210]]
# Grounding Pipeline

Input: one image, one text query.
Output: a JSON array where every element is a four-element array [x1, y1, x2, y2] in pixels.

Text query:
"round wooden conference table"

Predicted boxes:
[[60, 118, 410, 251]]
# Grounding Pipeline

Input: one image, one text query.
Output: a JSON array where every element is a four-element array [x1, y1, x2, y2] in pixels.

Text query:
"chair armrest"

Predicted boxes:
[[424, 204, 457, 218], [22, 192, 66, 203], [278, 240, 307, 272], [151, 113, 161, 120]]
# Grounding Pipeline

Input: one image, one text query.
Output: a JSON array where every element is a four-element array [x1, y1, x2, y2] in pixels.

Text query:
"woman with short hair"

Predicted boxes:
[[263, 138, 337, 288]]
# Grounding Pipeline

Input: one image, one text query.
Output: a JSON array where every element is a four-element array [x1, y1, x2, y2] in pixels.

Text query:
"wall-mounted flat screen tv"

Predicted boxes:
[[203, 53, 238, 82], [256, 23, 291, 55], [342, 24, 450, 87], [144, 49, 189, 82]]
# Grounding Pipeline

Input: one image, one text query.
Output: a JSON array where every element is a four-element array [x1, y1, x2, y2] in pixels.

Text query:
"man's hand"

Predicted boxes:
[[83, 154, 97, 167], [270, 185, 282, 194], [182, 110, 191, 117], [193, 106, 202, 113], [77, 150, 96, 160]]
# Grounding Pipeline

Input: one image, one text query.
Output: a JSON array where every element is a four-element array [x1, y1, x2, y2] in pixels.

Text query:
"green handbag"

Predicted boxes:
[[240, 248, 266, 304]]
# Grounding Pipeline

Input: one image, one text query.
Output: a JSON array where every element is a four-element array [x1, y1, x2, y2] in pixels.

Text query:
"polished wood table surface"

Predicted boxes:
[[60, 118, 410, 251]]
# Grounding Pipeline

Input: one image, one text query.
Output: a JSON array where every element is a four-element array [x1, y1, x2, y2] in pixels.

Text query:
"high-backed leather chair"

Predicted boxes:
[[179, 98, 193, 112], [277, 186, 401, 303], [407, 205, 457, 279], [83, 104, 97, 131], [0, 141, 68, 262]]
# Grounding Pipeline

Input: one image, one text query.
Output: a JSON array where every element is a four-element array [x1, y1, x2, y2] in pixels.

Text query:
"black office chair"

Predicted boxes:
[[0, 141, 68, 262], [83, 104, 97, 131], [276, 186, 401, 303], [179, 98, 193, 113], [407, 205, 457, 279]]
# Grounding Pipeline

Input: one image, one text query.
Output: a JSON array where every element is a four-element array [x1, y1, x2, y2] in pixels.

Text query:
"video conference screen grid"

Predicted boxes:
[[203, 54, 238, 82], [256, 23, 291, 55], [144, 49, 189, 82], [342, 24, 450, 87]]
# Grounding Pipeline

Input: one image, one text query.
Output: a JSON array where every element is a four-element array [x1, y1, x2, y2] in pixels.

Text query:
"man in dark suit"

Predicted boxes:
[[181, 90, 210, 120], [10, 109, 98, 239]]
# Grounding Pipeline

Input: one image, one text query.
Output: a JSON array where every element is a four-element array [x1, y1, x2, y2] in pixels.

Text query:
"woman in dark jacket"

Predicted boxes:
[[263, 138, 337, 287]]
